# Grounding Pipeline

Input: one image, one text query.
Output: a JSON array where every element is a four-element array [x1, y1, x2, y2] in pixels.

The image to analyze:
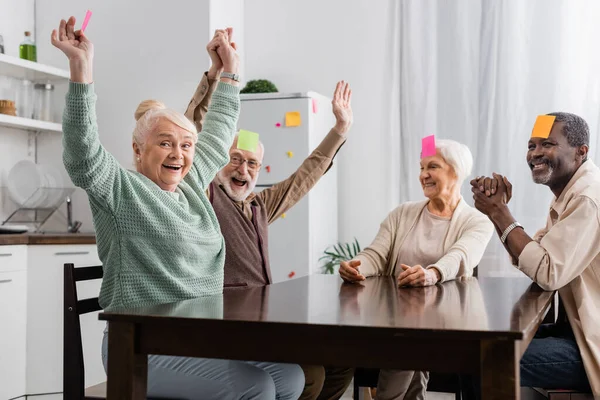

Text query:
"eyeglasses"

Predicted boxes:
[[230, 155, 261, 171]]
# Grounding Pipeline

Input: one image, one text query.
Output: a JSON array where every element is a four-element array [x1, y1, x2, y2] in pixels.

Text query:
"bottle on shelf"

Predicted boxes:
[[19, 31, 37, 62]]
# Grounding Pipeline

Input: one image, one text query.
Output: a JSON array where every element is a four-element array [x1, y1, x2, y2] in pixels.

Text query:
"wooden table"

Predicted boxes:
[[99, 275, 554, 400]]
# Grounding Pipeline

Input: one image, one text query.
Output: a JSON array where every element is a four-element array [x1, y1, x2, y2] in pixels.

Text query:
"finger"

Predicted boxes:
[[333, 81, 342, 101], [504, 176, 512, 200], [227, 27, 234, 42], [493, 173, 507, 194], [75, 30, 88, 43], [349, 260, 361, 268], [213, 29, 226, 38], [343, 82, 351, 101], [398, 273, 418, 287], [50, 29, 60, 48], [231, 42, 237, 50], [59, 19, 68, 41], [484, 178, 492, 196], [477, 177, 486, 193], [491, 177, 498, 195], [341, 265, 358, 276], [66, 16, 76, 40], [397, 270, 410, 282], [398, 268, 422, 286], [347, 89, 352, 105]]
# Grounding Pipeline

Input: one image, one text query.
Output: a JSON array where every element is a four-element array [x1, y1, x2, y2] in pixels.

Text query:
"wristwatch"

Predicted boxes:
[[501, 221, 523, 243], [221, 71, 240, 82]]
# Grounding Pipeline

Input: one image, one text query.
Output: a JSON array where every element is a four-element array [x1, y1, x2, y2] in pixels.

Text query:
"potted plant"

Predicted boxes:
[[319, 238, 361, 274], [240, 79, 278, 94]]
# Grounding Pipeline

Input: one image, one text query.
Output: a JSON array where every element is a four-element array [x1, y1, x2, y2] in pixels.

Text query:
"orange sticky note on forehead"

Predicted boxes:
[[531, 115, 556, 139]]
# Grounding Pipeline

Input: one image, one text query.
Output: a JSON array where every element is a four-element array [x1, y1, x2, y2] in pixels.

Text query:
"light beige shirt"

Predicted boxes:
[[394, 207, 451, 278], [355, 198, 494, 282], [519, 159, 600, 396]]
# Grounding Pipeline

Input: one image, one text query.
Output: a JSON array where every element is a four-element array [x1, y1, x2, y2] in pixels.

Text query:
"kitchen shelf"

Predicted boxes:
[[0, 113, 62, 133], [0, 53, 70, 82]]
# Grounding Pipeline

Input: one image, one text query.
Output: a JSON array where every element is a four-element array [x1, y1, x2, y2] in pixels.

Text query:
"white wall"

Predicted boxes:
[[0, 0, 35, 58], [244, 0, 396, 246], [209, 0, 245, 81], [0, 0, 36, 222], [35, 0, 214, 231]]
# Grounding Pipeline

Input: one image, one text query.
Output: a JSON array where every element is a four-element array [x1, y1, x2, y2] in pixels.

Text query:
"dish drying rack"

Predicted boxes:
[[1, 186, 75, 231]]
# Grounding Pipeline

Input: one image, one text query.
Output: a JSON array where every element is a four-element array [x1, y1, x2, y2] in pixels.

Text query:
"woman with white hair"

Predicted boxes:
[[52, 16, 303, 399], [339, 139, 494, 399]]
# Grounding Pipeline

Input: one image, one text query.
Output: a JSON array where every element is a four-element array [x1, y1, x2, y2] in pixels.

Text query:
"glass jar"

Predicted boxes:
[[16, 79, 34, 119], [34, 83, 54, 121]]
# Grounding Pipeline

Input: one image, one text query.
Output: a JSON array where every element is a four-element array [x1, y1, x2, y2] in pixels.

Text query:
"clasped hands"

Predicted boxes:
[[339, 260, 440, 287], [470, 173, 513, 217]]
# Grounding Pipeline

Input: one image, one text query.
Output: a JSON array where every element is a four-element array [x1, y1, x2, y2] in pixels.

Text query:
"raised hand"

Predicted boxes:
[[207, 28, 237, 75], [470, 173, 513, 203], [332, 81, 353, 135], [214, 28, 239, 74], [50, 16, 93, 83], [471, 173, 512, 217], [339, 260, 365, 283]]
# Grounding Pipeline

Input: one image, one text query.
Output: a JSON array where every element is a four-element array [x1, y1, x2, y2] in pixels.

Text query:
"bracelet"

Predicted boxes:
[[220, 71, 240, 82], [500, 222, 523, 243]]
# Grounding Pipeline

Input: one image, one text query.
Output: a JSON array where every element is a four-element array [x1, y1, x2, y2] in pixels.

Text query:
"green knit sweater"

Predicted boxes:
[[62, 82, 240, 311]]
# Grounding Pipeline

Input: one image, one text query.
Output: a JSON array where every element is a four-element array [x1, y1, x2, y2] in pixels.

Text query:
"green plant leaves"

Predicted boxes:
[[320, 238, 362, 274]]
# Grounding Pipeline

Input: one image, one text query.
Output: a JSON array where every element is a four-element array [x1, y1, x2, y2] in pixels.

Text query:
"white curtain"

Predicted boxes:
[[388, 0, 600, 276]]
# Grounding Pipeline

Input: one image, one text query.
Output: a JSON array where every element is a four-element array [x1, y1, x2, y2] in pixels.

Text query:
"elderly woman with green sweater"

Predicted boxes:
[[339, 139, 494, 400], [51, 17, 303, 400]]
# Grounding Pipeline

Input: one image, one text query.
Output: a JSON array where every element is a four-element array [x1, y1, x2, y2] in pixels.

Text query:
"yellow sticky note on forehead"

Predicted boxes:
[[237, 129, 260, 152], [531, 115, 556, 139]]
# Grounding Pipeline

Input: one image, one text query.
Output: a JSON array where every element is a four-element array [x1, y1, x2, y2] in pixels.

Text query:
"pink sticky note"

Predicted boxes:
[[81, 10, 92, 33], [312, 98, 318, 113], [421, 135, 436, 158]]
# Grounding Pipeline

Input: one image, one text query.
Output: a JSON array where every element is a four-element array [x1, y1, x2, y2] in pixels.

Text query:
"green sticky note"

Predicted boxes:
[[237, 129, 260, 152]]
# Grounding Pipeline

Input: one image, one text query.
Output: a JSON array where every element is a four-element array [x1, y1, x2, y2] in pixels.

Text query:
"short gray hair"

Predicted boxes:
[[436, 139, 473, 186], [547, 112, 589, 148]]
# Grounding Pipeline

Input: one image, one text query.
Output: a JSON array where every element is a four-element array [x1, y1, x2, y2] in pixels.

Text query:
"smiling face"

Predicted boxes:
[[216, 137, 264, 201], [527, 121, 582, 188], [419, 152, 459, 200], [133, 117, 195, 192]]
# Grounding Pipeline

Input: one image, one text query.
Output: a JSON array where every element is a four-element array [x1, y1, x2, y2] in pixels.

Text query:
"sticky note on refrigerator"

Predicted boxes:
[[531, 115, 556, 139], [421, 135, 436, 158], [285, 111, 301, 127], [237, 129, 259, 152], [312, 99, 318, 113], [81, 10, 92, 33]]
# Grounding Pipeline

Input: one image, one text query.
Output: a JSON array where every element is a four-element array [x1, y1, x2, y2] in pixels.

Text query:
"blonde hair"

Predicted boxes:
[[132, 100, 198, 149]]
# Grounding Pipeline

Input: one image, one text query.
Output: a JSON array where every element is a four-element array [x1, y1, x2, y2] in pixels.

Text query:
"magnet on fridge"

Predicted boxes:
[[275, 122, 281, 127], [288, 271, 295, 278], [286, 151, 293, 158], [281, 213, 286, 219], [265, 165, 271, 173]]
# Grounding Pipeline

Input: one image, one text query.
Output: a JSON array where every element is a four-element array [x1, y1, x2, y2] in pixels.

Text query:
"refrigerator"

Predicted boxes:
[[238, 91, 339, 283]]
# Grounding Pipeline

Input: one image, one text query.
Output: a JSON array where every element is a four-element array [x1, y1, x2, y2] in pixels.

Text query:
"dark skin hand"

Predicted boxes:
[[471, 120, 589, 262]]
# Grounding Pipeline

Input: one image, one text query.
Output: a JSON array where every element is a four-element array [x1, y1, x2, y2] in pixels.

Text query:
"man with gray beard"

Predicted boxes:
[[185, 67, 354, 399], [470, 112, 599, 396]]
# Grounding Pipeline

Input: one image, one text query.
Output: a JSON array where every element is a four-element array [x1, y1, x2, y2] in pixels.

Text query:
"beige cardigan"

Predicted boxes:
[[355, 198, 494, 282], [518, 160, 600, 396]]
